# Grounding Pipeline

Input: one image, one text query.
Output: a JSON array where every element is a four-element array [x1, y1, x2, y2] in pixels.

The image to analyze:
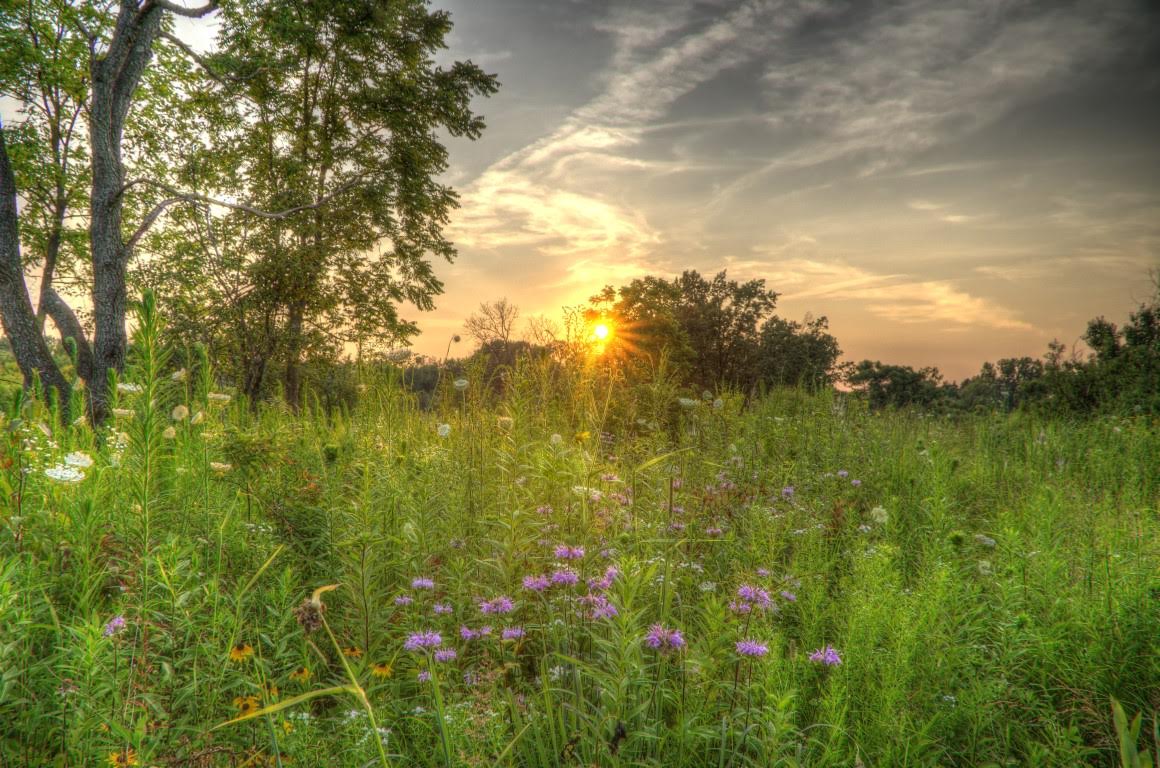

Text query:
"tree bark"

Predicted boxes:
[[41, 287, 94, 381], [283, 299, 305, 412], [0, 125, 72, 411], [87, 2, 166, 422]]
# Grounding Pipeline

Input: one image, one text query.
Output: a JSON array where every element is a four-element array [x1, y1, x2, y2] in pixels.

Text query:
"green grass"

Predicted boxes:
[[0, 308, 1157, 766]]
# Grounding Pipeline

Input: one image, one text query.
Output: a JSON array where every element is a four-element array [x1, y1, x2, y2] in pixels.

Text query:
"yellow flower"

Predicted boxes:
[[107, 749, 139, 767], [229, 642, 254, 662], [234, 695, 261, 716], [289, 666, 311, 683], [342, 645, 363, 659], [282, 720, 294, 734], [371, 662, 393, 679], [263, 681, 279, 700], [575, 430, 590, 442]]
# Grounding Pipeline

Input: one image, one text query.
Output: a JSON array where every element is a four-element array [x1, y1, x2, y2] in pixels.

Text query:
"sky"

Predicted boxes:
[[412, 0, 1160, 380]]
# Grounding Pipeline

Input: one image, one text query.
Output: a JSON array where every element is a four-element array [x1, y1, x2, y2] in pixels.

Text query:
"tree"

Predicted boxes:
[[589, 270, 778, 390], [847, 360, 950, 410], [139, 0, 498, 407], [465, 298, 519, 348], [757, 313, 843, 390], [1, 0, 218, 420]]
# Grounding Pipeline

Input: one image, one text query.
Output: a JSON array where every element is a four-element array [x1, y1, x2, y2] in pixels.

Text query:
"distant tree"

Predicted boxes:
[[959, 357, 1045, 412], [757, 313, 843, 390], [847, 360, 950, 410], [465, 298, 519, 348], [590, 270, 778, 390]]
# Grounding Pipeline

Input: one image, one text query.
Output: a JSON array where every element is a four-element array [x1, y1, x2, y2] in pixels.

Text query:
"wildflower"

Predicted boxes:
[[207, 392, 232, 404], [437, 423, 451, 438], [171, 368, 188, 382], [453, 378, 469, 391], [433, 602, 453, 615], [736, 584, 773, 610], [574, 430, 590, 442], [372, 662, 393, 679], [588, 565, 620, 591], [713, 397, 724, 410], [162, 426, 177, 440], [434, 648, 457, 662], [282, 720, 294, 734], [870, 506, 889, 525], [106, 749, 139, 767], [584, 594, 618, 620], [234, 695, 261, 715], [837, 469, 849, 478], [403, 631, 442, 651], [64, 452, 93, 468], [290, 666, 311, 683], [111, 408, 135, 419], [644, 624, 685, 653], [756, 567, 770, 577], [808, 645, 842, 666], [44, 464, 84, 483], [411, 577, 435, 590], [501, 626, 525, 641], [460, 625, 492, 641], [394, 595, 414, 607], [851, 479, 862, 487], [677, 397, 698, 409], [974, 533, 997, 548], [293, 597, 325, 633], [209, 462, 232, 473], [479, 596, 514, 615], [229, 642, 254, 662], [977, 560, 993, 576], [190, 410, 205, 425], [779, 590, 797, 602], [553, 544, 585, 560], [781, 486, 794, 499], [549, 433, 563, 445], [735, 640, 769, 658], [116, 382, 142, 394], [522, 575, 550, 592], [417, 670, 431, 682], [706, 526, 723, 537], [496, 415, 513, 430], [170, 404, 189, 422], [103, 615, 126, 637], [342, 646, 364, 659], [550, 568, 579, 587]]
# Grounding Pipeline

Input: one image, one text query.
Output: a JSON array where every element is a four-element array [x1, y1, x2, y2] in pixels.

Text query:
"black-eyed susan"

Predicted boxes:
[[229, 642, 254, 662], [575, 430, 591, 442], [371, 662, 393, 679], [289, 665, 311, 683], [233, 695, 261, 716], [107, 749, 139, 767], [342, 645, 363, 659], [263, 681, 279, 699]]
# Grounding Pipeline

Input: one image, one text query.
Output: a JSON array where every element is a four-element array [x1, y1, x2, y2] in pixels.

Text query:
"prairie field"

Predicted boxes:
[[1, 315, 1156, 768]]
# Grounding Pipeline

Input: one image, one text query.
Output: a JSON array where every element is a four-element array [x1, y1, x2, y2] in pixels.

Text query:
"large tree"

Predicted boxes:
[[137, 0, 497, 408]]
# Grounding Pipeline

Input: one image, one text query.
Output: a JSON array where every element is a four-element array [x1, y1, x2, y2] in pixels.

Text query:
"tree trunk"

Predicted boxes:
[[87, 2, 165, 423], [283, 299, 305, 411], [0, 126, 72, 412], [41, 287, 94, 382]]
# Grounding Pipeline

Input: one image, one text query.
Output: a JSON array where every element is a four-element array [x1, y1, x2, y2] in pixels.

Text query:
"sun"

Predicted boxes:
[[593, 323, 611, 341]]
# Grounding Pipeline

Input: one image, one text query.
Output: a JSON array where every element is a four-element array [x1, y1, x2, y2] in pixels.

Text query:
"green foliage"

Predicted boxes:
[[1, 313, 1156, 766]]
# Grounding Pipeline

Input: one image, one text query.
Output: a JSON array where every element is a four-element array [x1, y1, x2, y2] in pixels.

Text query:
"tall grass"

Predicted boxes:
[[0, 319, 1156, 766]]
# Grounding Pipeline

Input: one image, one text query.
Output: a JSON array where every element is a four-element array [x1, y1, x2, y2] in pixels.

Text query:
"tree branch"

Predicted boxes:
[[148, 0, 218, 19], [124, 179, 361, 251]]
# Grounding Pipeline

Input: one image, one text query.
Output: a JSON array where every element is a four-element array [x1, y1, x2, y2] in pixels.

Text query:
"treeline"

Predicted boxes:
[[388, 270, 1157, 418]]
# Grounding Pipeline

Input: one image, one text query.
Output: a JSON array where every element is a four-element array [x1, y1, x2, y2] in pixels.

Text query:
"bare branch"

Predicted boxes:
[[124, 179, 361, 251], [149, 0, 218, 19]]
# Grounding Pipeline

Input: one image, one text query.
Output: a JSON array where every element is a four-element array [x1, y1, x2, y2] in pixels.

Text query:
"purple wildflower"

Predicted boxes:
[[434, 648, 457, 662], [411, 577, 435, 590], [553, 544, 585, 560], [756, 567, 771, 577], [735, 640, 769, 657], [644, 624, 685, 653], [851, 479, 862, 487], [779, 590, 797, 602], [736, 584, 773, 610], [501, 627, 526, 641], [103, 615, 126, 637], [404, 631, 442, 651], [837, 469, 849, 479], [809, 645, 842, 666], [433, 602, 453, 615], [705, 526, 723, 537], [781, 486, 795, 499], [479, 596, 515, 615], [417, 670, 431, 682], [394, 595, 414, 607], [550, 568, 579, 587], [522, 574, 550, 592]]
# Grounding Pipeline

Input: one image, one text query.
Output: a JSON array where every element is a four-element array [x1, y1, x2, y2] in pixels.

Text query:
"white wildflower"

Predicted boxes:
[[171, 404, 189, 421], [63, 452, 93, 468], [453, 378, 468, 391], [437, 423, 451, 438], [44, 465, 84, 483]]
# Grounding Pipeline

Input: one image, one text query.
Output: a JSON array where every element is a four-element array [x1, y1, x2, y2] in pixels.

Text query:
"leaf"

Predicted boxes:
[[211, 685, 357, 730]]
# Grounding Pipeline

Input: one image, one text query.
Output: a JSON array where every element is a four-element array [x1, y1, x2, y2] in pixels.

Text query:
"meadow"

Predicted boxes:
[[1, 301, 1157, 768]]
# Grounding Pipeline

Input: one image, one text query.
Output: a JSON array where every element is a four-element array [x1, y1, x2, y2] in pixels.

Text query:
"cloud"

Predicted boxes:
[[756, 257, 1032, 331]]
